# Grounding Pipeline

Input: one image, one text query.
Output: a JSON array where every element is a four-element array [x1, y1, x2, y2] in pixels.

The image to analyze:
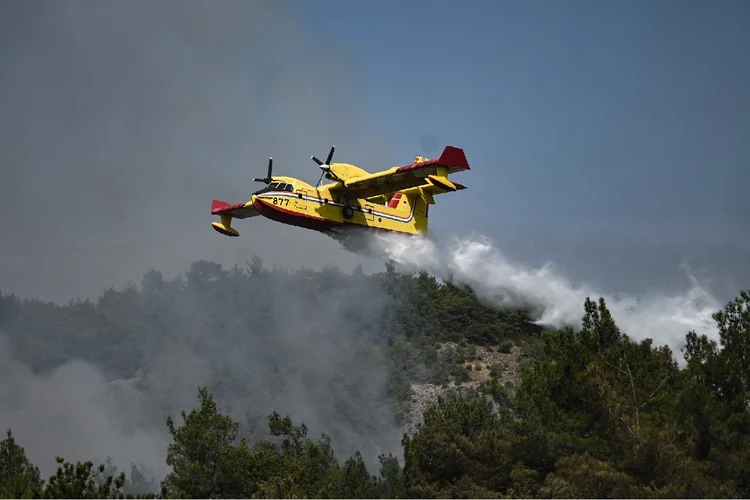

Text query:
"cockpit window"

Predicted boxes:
[[268, 182, 291, 191], [253, 182, 294, 196]]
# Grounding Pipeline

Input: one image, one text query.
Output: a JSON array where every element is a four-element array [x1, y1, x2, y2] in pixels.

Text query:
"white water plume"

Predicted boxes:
[[368, 232, 721, 358]]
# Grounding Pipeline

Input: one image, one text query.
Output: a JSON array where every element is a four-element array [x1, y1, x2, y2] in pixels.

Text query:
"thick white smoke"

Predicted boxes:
[[368, 232, 721, 359]]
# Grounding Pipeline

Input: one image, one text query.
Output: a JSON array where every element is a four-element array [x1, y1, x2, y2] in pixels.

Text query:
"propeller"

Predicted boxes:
[[311, 146, 335, 169], [311, 146, 335, 187], [253, 157, 274, 184]]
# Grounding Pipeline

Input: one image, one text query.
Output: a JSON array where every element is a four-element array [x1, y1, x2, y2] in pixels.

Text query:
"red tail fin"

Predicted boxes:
[[436, 146, 470, 171], [395, 146, 470, 175]]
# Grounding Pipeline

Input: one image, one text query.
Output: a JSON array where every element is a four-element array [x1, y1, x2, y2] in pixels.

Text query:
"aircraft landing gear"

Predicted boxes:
[[343, 205, 354, 219]]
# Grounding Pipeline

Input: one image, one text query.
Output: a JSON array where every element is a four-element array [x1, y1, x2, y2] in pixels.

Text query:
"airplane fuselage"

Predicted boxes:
[[249, 176, 428, 238]]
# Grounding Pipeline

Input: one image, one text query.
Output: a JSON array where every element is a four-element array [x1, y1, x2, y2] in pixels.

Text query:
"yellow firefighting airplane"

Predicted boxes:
[[210, 145, 469, 248]]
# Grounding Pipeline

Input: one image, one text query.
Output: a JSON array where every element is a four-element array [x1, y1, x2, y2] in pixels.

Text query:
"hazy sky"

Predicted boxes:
[[1, 0, 749, 302]]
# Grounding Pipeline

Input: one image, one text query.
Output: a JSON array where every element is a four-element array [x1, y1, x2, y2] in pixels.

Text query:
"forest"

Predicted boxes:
[[1, 257, 748, 498]]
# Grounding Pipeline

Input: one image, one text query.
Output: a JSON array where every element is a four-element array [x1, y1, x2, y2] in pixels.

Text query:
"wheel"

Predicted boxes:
[[343, 205, 354, 219]]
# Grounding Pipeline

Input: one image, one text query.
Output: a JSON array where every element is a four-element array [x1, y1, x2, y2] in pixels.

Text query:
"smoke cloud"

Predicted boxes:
[[0, 0, 388, 303], [0, 262, 405, 484], [370, 232, 722, 359], [0, 0, 399, 484], [0, 334, 169, 480]]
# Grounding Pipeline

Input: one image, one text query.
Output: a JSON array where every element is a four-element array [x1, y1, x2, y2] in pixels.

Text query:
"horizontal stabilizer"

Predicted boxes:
[[396, 178, 467, 205], [427, 175, 457, 192]]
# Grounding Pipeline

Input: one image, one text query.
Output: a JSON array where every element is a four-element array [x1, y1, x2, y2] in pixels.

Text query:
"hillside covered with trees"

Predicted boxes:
[[1, 258, 748, 498]]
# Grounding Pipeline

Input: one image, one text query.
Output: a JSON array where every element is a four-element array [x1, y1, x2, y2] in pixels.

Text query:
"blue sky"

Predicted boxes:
[[298, 0, 749, 239], [266, 0, 750, 296]]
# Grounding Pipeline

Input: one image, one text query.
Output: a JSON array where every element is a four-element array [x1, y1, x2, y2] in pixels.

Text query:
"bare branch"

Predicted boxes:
[[603, 360, 629, 378], [619, 416, 641, 444], [624, 357, 642, 440], [625, 360, 637, 403], [637, 371, 671, 411]]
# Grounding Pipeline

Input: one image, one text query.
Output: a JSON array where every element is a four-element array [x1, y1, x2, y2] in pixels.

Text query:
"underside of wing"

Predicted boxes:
[[364, 180, 467, 205], [211, 199, 259, 219], [210, 199, 259, 237], [329, 146, 470, 199]]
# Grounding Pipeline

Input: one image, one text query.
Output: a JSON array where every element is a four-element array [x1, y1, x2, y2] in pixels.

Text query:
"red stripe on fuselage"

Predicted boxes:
[[253, 197, 339, 232], [252, 196, 416, 238]]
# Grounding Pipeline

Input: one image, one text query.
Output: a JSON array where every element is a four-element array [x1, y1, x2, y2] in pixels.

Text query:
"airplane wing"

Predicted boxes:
[[211, 199, 259, 219], [329, 146, 470, 199], [210, 199, 260, 237]]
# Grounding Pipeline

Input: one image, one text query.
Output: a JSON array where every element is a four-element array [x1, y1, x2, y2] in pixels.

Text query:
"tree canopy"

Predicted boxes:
[[1, 258, 747, 498]]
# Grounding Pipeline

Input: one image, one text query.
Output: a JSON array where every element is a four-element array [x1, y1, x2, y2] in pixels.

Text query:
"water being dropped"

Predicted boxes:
[[367, 231, 721, 360]]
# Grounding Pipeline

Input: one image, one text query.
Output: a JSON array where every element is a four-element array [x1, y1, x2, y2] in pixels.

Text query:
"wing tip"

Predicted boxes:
[[211, 199, 231, 214], [212, 199, 250, 214]]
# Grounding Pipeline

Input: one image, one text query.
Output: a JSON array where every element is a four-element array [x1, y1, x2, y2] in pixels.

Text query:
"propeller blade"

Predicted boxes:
[[312, 146, 335, 167], [267, 157, 273, 178]]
